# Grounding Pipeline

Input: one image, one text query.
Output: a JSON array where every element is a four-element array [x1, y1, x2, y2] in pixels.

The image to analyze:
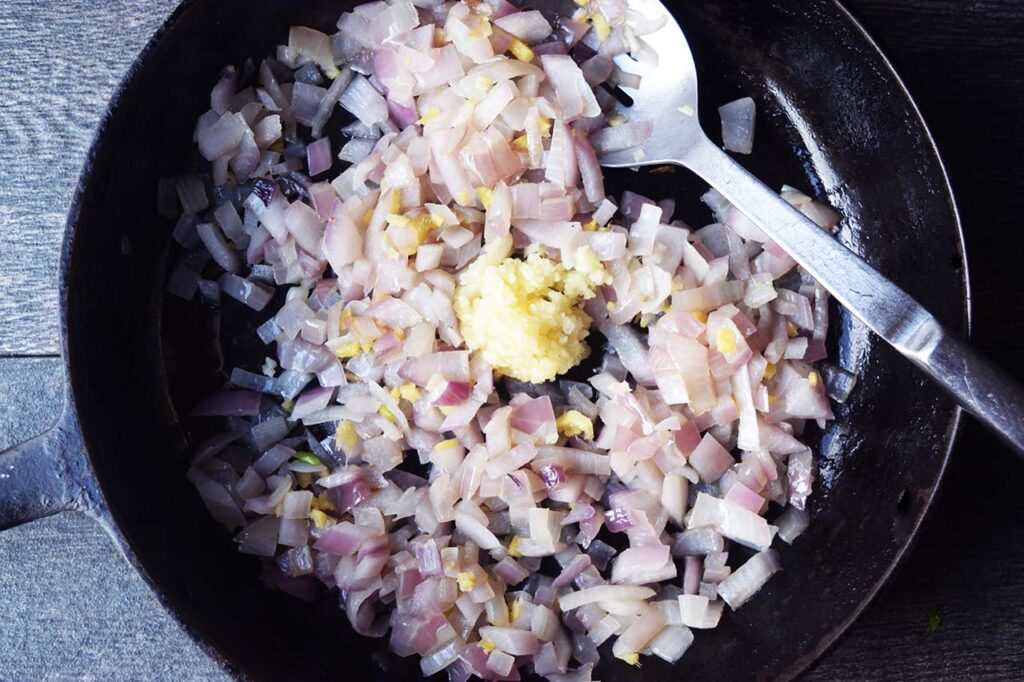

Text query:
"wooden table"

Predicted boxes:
[[1, 0, 1022, 678]]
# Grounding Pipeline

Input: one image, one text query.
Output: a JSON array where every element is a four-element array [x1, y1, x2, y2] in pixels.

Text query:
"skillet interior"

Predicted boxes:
[[63, 0, 966, 679]]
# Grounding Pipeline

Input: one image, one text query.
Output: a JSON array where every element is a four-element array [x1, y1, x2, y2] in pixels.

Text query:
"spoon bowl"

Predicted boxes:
[[598, 0, 704, 167], [601, 0, 1024, 454]]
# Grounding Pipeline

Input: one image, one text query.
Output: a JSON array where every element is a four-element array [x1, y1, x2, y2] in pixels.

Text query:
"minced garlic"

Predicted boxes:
[[453, 236, 609, 383], [556, 410, 595, 440]]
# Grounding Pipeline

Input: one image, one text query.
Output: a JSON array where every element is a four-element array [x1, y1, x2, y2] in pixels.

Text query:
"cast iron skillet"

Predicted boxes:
[[0, 0, 968, 679]]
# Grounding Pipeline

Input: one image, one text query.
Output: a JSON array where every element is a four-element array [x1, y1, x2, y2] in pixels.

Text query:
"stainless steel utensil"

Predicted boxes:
[[594, 0, 1024, 454]]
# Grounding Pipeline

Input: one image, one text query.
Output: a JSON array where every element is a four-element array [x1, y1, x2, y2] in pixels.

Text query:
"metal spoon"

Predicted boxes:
[[593, 0, 1024, 453]]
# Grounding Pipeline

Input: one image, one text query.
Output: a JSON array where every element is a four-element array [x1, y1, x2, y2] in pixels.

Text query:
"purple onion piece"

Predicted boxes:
[[585, 539, 616, 571], [603, 506, 633, 533], [539, 463, 567, 490], [191, 390, 262, 417]]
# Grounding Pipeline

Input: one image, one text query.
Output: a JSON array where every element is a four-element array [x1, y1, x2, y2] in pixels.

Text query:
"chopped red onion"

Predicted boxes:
[[671, 528, 725, 557], [315, 521, 371, 555], [166, 262, 200, 300], [190, 432, 242, 467], [279, 337, 336, 373], [610, 545, 676, 585], [197, 112, 247, 161], [339, 74, 388, 126], [724, 480, 766, 514], [478, 627, 541, 656], [717, 549, 781, 609], [218, 273, 274, 311], [787, 449, 815, 511], [539, 463, 567, 490], [493, 556, 531, 585], [538, 54, 600, 121], [552, 554, 591, 589], [274, 369, 313, 401], [820, 363, 858, 403], [279, 517, 310, 547], [291, 385, 335, 420], [174, 174, 209, 215], [250, 415, 290, 451], [688, 493, 777, 551], [719, 97, 756, 154], [306, 137, 333, 176], [277, 545, 314, 577], [191, 390, 262, 417], [197, 222, 241, 273], [171, 213, 201, 250], [591, 316, 654, 384], [648, 624, 694, 663], [683, 555, 702, 595], [688, 433, 734, 483], [775, 506, 810, 544], [421, 640, 461, 676], [253, 444, 294, 477], [181, 2, 837, 674], [235, 516, 281, 556], [588, 120, 654, 154], [677, 594, 723, 628], [189, 470, 246, 527], [494, 10, 552, 42]]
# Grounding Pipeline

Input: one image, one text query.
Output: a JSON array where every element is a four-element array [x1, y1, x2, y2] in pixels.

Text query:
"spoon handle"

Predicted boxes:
[[680, 136, 1024, 455]]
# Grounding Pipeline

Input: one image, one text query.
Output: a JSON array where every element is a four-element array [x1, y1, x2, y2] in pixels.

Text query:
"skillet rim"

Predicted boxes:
[[778, 2, 970, 677], [55, 0, 970, 679]]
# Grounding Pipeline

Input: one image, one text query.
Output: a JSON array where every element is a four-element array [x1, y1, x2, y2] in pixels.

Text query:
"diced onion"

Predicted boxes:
[[180, 1, 834, 676]]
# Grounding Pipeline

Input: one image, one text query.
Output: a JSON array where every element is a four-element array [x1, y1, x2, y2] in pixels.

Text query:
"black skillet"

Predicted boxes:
[[0, 0, 967, 679]]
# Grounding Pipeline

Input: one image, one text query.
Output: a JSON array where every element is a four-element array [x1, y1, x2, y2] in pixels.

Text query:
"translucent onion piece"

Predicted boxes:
[[716, 550, 782, 609]]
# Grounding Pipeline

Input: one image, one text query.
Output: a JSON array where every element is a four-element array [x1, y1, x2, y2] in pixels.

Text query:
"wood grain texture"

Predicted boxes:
[[0, 514, 227, 681], [0, 357, 228, 681], [0, 0, 179, 355], [0, 357, 63, 450], [846, 0, 1024, 367], [806, 423, 1024, 680], [1, 0, 1023, 680]]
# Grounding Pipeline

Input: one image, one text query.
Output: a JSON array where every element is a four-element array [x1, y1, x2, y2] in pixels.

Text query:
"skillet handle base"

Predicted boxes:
[[0, 414, 88, 531]]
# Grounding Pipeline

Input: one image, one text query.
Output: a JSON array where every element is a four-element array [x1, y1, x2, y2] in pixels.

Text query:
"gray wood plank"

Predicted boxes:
[[0, 0, 179, 355], [0, 357, 63, 449], [0, 356, 227, 681], [805, 425, 1024, 680], [0, 514, 228, 682]]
